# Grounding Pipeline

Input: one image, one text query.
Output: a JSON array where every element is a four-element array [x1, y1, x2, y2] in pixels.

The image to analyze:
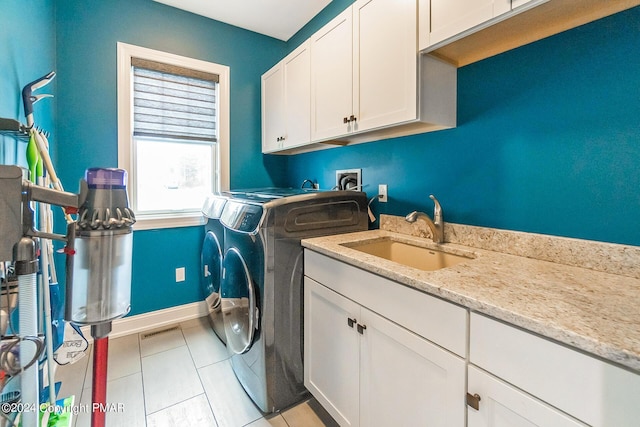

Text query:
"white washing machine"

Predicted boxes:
[[219, 188, 368, 413]]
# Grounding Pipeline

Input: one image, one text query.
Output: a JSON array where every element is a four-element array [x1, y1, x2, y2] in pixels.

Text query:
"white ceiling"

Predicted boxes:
[[153, 0, 332, 41]]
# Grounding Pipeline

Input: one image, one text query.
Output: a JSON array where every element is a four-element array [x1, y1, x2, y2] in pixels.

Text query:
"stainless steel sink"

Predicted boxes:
[[343, 238, 474, 271]]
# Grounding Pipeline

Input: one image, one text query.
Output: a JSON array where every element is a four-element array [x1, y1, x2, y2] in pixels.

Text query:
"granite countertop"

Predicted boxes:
[[302, 223, 640, 373]]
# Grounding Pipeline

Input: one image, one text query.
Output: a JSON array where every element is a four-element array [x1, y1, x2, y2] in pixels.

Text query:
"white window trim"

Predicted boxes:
[[117, 42, 230, 230]]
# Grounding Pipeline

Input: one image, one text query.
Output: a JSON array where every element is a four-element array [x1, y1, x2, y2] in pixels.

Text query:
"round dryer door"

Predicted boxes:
[[201, 231, 223, 311], [221, 247, 257, 354]]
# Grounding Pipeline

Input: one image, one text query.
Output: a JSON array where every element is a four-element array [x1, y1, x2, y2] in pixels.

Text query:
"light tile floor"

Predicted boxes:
[[55, 317, 338, 427]]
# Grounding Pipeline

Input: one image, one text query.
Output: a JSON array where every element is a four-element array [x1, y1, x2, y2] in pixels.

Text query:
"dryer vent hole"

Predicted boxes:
[[140, 326, 180, 340]]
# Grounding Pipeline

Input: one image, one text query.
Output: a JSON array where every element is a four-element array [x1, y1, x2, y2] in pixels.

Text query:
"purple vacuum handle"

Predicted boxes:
[[85, 168, 127, 189]]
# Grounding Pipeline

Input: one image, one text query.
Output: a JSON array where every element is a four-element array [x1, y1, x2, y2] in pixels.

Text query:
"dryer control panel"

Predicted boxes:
[[221, 201, 264, 233]]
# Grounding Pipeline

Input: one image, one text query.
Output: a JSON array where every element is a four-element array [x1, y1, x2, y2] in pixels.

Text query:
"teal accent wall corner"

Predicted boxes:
[[286, 6, 640, 246], [0, 0, 56, 166]]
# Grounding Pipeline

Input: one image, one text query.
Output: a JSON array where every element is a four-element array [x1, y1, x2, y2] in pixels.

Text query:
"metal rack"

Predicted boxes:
[[0, 117, 30, 142]]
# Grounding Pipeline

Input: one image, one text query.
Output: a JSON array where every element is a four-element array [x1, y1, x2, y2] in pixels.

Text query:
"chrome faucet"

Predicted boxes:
[[405, 195, 444, 243]]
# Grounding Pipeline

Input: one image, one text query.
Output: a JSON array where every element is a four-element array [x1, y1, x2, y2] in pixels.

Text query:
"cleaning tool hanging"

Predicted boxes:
[[22, 72, 62, 411], [26, 132, 39, 184], [21, 71, 55, 129]]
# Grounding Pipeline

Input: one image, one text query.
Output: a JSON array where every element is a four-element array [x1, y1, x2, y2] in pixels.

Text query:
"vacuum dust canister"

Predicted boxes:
[[67, 168, 136, 325]]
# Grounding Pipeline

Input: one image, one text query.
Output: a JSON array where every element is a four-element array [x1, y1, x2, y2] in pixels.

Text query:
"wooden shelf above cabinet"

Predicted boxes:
[[429, 0, 640, 67]]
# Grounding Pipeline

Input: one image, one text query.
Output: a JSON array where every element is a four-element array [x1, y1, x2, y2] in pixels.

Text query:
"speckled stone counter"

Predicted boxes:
[[302, 216, 640, 373]]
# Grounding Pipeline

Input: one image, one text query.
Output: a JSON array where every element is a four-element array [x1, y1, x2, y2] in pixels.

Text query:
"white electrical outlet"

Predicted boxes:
[[378, 184, 388, 202], [176, 267, 186, 282]]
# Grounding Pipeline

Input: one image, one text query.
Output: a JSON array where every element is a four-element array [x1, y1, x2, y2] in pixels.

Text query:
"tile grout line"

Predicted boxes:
[[185, 321, 225, 427], [140, 345, 189, 361], [144, 392, 211, 418], [137, 330, 149, 426], [142, 322, 221, 425]]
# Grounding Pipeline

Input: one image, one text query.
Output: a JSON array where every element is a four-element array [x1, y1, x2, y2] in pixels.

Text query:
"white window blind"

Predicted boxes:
[[132, 58, 219, 142], [118, 42, 230, 230]]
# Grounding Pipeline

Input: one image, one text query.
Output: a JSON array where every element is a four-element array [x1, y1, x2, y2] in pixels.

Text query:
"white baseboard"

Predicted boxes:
[[80, 301, 208, 342]]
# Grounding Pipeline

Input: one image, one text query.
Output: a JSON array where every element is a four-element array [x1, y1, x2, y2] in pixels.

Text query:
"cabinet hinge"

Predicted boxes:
[[466, 393, 481, 411]]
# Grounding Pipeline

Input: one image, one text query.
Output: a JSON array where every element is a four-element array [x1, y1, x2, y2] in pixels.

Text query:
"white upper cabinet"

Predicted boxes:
[[261, 41, 311, 153], [263, 0, 456, 154], [282, 41, 311, 150], [420, 0, 548, 52], [311, 0, 454, 144], [311, 0, 420, 141], [261, 62, 284, 153], [428, 0, 511, 46], [421, 1, 638, 67], [309, 7, 354, 141], [353, 0, 418, 133]]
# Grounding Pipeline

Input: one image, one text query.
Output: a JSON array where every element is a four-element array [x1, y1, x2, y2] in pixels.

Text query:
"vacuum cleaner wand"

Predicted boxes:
[[66, 168, 135, 427]]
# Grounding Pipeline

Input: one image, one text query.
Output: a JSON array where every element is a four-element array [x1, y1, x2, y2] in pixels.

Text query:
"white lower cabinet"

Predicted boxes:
[[358, 305, 466, 427], [304, 251, 640, 426], [304, 255, 466, 427], [467, 366, 586, 427], [305, 278, 360, 426], [469, 313, 640, 427]]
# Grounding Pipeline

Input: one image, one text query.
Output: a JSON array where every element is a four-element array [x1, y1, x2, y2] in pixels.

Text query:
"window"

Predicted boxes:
[[117, 42, 229, 230]]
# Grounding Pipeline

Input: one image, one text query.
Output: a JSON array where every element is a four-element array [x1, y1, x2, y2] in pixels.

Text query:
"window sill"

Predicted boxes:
[[133, 212, 205, 231]]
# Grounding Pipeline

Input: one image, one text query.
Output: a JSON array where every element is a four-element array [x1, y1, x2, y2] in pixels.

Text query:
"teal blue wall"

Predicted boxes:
[[285, 6, 640, 246], [53, 0, 287, 315], [0, 0, 55, 166]]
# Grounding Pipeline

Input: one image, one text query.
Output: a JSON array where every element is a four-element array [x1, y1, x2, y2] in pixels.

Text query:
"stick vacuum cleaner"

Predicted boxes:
[[65, 168, 135, 427]]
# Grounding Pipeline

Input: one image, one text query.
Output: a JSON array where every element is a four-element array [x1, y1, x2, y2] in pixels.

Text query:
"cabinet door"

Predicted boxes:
[[471, 313, 640, 426], [261, 63, 284, 153], [467, 366, 587, 427], [359, 307, 466, 427], [304, 277, 360, 427], [310, 6, 353, 141], [282, 41, 311, 149], [429, 0, 511, 46], [354, 0, 418, 132]]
